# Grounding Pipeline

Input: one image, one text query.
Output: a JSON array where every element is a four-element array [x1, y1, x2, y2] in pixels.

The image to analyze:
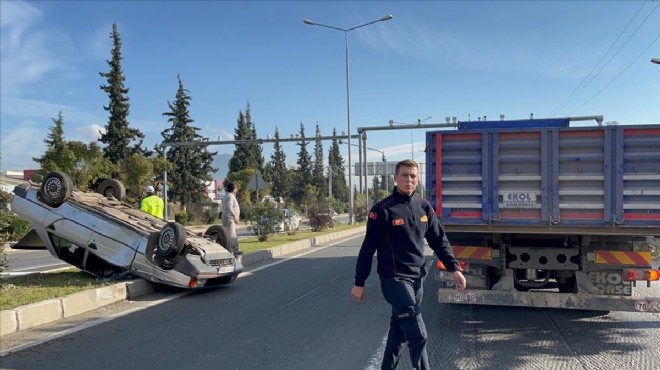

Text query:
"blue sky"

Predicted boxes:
[[1, 0, 659, 174]]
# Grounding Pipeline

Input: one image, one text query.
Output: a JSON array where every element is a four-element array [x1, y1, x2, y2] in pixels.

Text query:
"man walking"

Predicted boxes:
[[222, 182, 242, 257], [140, 185, 164, 220], [351, 159, 466, 370]]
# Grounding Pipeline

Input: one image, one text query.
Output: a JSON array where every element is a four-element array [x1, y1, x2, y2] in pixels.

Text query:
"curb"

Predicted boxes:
[[0, 226, 365, 337]]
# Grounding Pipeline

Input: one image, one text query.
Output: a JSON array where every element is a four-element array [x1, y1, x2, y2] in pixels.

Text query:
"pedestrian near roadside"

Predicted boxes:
[[222, 182, 242, 257], [140, 185, 165, 220], [351, 159, 467, 370]]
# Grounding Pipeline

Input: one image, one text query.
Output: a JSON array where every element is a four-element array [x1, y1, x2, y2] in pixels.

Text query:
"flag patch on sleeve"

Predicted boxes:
[[392, 219, 404, 226], [369, 212, 378, 220]]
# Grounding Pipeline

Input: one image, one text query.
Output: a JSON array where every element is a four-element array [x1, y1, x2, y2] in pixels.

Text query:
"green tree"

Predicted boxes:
[[161, 75, 216, 211], [118, 154, 154, 204], [291, 122, 312, 205], [327, 128, 348, 205], [228, 102, 263, 176], [33, 111, 75, 174], [98, 22, 145, 165], [68, 141, 115, 190], [33, 112, 113, 189], [269, 127, 290, 201], [312, 124, 327, 199]]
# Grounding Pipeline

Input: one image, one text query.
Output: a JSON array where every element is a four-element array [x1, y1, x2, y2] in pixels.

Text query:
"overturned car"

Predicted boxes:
[[11, 172, 242, 289]]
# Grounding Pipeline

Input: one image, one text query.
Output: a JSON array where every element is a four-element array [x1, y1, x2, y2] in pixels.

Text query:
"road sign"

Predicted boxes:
[[247, 171, 266, 190]]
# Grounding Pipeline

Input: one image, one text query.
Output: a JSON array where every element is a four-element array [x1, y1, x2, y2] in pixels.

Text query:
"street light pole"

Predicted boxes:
[[304, 15, 393, 224]]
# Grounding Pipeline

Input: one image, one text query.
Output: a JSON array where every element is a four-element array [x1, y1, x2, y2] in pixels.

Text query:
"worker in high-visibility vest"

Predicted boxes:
[[140, 185, 164, 220]]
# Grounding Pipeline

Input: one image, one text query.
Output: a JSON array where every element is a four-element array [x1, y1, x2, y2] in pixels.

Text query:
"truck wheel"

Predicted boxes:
[[40, 172, 73, 207], [157, 222, 186, 259], [204, 225, 231, 252], [98, 179, 126, 201]]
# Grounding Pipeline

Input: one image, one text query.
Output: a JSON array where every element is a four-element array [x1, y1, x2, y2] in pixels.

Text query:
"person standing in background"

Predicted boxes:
[[222, 182, 242, 257], [140, 185, 164, 220]]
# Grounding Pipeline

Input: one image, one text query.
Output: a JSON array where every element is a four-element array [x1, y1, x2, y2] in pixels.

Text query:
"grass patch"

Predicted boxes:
[[0, 269, 111, 311], [239, 223, 363, 253]]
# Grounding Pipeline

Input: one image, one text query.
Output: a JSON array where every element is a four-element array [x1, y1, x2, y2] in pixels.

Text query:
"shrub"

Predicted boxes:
[[174, 211, 188, 225], [306, 204, 334, 232], [202, 208, 216, 224], [1, 189, 32, 272], [245, 202, 284, 242]]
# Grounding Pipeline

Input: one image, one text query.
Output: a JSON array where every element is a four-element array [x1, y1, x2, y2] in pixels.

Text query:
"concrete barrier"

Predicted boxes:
[[0, 226, 365, 337]]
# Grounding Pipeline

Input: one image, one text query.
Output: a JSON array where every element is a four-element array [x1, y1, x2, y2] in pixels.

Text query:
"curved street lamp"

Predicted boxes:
[[303, 14, 394, 224]]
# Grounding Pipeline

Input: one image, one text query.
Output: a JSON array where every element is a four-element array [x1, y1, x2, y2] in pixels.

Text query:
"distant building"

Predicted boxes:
[[0, 172, 28, 194], [205, 179, 226, 205]]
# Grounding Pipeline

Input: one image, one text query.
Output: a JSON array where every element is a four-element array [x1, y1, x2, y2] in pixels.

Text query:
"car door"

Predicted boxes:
[[88, 219, 143, 269]]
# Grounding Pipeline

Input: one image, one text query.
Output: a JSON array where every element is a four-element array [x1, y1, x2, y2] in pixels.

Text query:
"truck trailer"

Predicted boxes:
[[426, 117, 660, 312]]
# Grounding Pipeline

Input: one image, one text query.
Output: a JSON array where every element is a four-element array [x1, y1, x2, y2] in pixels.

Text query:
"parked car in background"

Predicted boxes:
[[252, 208, 302, 235], [280, 208, 302, 231], [10, 172, 243, 289]]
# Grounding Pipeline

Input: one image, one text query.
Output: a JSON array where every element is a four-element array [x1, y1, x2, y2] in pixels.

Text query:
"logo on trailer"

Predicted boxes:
[[589, 271, 631, 295], [502, 192, 537, 208]]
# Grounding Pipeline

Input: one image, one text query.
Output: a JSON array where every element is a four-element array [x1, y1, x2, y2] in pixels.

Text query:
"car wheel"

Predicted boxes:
[[40, 172, 73, 207], [98, 179, 126, 201], [204, 225, 231, 252], [157, 222, 186, 259]]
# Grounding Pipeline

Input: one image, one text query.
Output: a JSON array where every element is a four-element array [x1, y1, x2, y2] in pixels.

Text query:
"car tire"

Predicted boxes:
[[98, 179, 126, 201], [204, 225, 231, 252], [39, 171, 73, 207], [157, 222, 186, 259]]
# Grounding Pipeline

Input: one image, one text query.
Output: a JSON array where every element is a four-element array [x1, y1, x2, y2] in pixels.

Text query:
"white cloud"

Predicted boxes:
[[74, 124, 105, 142], [0, 120, 44, 170]]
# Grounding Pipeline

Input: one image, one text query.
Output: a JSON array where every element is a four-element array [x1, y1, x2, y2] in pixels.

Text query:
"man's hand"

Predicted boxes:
[[453, 271, 467, 290], [351, 285, 365, 302]]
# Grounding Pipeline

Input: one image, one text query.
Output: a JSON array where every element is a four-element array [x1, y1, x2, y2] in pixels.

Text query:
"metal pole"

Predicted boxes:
[[344, 32, 354, 224]]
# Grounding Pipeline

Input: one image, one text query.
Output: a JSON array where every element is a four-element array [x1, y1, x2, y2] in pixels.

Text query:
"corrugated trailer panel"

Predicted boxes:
[[621, 127, 660, 222], [426, 124, 660, 230]]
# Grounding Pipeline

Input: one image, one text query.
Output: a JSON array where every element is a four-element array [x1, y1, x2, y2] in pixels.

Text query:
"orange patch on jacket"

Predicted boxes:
[[392, 219, 404, 226]]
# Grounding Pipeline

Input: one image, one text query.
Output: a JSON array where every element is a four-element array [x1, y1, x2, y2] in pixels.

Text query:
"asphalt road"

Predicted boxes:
[[2, 234, 660, 369]]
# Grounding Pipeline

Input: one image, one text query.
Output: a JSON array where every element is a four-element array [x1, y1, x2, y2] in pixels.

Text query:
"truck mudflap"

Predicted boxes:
[[437, 288, 660, 313]]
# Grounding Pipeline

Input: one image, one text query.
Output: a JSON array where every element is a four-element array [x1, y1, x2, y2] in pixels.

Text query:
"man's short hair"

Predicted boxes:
[[395, 159, 419, 175], [225, 182, 236, 193]]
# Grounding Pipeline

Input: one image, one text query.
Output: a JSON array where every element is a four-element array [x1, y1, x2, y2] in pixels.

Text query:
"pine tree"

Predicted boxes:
[[291, 122, 312, 205], [327, 128, 348, 204], [33, 111, 76, 175], [161, 75, 217, 211], [98, 22, 145, 165], [34, 112, 112, 189], [245, 103, 264, 171], [296, 122, 312, 185], [312, 123, 327, 199], [269, 128, 289, 201], [228, 103, 262, 176]]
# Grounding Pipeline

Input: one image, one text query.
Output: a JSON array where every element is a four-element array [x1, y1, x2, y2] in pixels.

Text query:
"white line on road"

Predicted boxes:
[[0, 291, 189, 357]]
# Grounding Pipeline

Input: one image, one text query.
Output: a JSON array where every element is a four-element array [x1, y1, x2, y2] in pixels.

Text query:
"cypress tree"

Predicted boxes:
[[161, 75, 216, 211], [98, 22, 145, 165], [312, 124, 327, 199]]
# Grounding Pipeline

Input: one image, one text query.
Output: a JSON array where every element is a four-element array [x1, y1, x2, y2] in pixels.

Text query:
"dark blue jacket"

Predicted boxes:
[[354, 188, 460, 286]]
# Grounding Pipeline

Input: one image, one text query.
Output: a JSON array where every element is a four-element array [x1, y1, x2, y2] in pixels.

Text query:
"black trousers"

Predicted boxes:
[[380, 276, 429, 370]]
